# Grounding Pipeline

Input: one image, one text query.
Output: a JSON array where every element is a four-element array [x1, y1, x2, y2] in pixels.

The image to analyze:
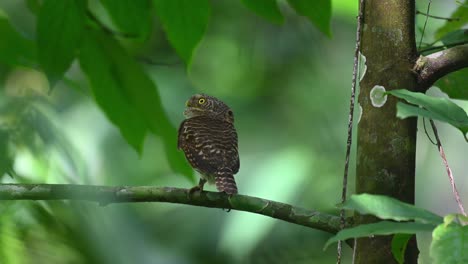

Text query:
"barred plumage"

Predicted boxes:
[[178, 94, 239, 195]]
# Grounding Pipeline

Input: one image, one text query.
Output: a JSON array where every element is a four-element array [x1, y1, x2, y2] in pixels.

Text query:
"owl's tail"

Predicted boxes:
[[215, 168, 238, 195]]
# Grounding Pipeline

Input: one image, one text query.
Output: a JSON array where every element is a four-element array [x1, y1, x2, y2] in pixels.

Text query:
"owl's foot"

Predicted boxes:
[[221, 192, 234, 212], [188, 179, 207, 198]]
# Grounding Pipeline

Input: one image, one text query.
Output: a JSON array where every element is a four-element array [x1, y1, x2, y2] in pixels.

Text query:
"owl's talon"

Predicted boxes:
[[188, 186, 202, 195], [187, 179, 206, 198]]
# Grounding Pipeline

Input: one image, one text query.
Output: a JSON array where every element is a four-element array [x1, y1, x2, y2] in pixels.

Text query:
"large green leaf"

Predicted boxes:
[[241, 0, 284, 24], [439, 29, 468, 46], [430, 223, 468, 264], [100, 0, 153, 39], [340, 194, 443, 224], [153, 0, 210, 65], [79, 30, 193, 179], [79, 31, 147, 153], [324, 221, 435, 249], [435, 0, 468, 39], [0, 16, 36, 66], [37, 0, 85, 85], [388, 89, 468, 140], [435, 68, 468, 100], [286, 0, 331, 37]]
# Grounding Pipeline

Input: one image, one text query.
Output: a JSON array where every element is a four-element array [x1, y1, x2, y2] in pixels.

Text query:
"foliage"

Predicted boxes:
[[388, 89, 468, 140], [37, 0, 85, 85], [153, 0, 211, 65], [326, 194, 468, 264], [434, 68, 468, 100], [241, 0, 284, 24], [435, 0, 468, 40], [430, 215, 468, 263], [338, 194, 442, 224]]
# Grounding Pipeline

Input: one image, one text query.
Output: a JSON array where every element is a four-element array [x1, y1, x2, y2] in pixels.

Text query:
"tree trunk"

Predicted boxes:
[[355, 0, 419, 263]]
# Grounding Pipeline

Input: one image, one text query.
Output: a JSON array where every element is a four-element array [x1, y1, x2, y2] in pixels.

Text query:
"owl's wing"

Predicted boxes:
[[178, 118, 218, 175], [177, 120, 186, 150], [231, 129, 240, 174]]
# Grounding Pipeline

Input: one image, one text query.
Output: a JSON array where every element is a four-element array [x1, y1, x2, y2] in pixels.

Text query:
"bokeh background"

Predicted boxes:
[[0, 0, 467, 263]]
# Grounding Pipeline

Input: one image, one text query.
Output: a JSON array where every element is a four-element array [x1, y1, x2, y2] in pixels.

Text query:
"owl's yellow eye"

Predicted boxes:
[[198, 98, 206, 104]]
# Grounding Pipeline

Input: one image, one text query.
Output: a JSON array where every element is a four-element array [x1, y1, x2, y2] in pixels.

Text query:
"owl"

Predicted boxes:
[[178, 94, 239, 195]]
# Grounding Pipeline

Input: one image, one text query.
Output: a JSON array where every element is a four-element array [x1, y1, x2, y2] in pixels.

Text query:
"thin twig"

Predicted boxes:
[[86, 10, 139, 38], [337, 0, 365, 263], [422, 118, 437, 145], [429, 120, 466, 216], [137, 57, 182, 67], [416, 10, 460, 22], [419, 40, 468, 54], [351, 238, 357, 263], [418, 1, 432, 50]]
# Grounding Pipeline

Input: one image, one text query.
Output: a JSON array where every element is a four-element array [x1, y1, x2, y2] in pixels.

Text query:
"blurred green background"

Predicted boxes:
[[0, 0, 467, 263]]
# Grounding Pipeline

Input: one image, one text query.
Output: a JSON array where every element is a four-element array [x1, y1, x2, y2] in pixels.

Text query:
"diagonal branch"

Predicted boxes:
[[0, 184, 342, 234], [415, 44, 468, 91], [429, 120, 466, 216]]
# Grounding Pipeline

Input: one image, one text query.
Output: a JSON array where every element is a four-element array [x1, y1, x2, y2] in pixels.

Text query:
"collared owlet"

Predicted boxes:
[[178, 94, 239, 195]]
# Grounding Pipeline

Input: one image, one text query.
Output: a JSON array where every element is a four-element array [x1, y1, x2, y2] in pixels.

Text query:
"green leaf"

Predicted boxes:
[[435, 0, 468, 39], [241, 0, 284, 24], [392, 233, 412, 264], [388, 89, 468, 140], [37, 0, 86, 85], [324, 221, 434, 250], [443, 214, 458, 226], [340, 194, 443, 224], [0, 16, 36, 66], [0, 129, 14, 178], [435, 68, 468, 100], [430, 223, 468, 264], [79, 31, 147, 153], [286, 0, 331, 37], [100, 0, 153, 39], [153, 0, 210, 65], [439, 29, 468, 46], [26, 0, 41, 15], [79, 30, 194, 179]]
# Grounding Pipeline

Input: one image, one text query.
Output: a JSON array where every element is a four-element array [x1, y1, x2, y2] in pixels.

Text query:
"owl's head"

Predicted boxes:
[[184, 94, 234, 123]]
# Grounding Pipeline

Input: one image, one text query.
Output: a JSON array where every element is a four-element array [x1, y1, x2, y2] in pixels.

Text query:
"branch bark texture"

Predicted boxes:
[[416, 44, 468, 90], [0, 184, 341, 234]]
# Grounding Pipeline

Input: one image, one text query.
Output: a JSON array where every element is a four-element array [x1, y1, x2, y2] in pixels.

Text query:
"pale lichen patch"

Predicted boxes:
[[371, 26, 403, 46], [10, 185, 28, 196], [359, 52, 367, 82], [370, 85, 387, 107], [358, 104, 363, 124]]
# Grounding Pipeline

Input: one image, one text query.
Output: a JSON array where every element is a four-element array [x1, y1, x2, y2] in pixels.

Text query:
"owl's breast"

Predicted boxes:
[[178, 116, 239, 176]]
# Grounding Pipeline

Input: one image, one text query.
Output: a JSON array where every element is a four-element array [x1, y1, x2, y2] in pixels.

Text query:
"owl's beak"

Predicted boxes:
[[185, 100, 190, 107]]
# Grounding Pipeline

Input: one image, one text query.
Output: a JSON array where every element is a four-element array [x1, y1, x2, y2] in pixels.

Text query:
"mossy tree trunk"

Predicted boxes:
[[355, 0, 419, 263]]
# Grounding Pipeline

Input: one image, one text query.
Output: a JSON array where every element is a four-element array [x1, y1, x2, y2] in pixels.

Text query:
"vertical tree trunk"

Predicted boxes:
[[355, 0, 419, 263]]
